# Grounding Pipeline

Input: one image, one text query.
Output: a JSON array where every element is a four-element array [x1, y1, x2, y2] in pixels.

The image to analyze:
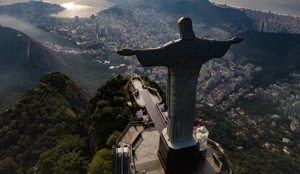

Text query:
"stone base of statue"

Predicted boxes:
[[157, 129, 203, 174]]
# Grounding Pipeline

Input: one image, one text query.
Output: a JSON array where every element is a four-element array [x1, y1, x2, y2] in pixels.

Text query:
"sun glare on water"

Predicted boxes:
[[50, 1, 113, 18], [61, 2, 77, 10]]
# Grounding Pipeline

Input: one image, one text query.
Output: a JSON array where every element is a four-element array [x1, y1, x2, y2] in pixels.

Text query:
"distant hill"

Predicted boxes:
[[0, 27, 64, 70], [243, 8, 300, 34], [231, 31, 300, 86], [0, 26, 65, 110], [0, 1, 64, 17], [162, 0, 255, 33], [0, 72, 89, 174], [155, 0, 300, 34], [0, 26, 121, 110]]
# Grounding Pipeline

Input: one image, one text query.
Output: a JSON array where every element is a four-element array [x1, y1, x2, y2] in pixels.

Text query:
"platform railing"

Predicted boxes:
[[115, 121, 144, 146], [114, 121, 144, 174]]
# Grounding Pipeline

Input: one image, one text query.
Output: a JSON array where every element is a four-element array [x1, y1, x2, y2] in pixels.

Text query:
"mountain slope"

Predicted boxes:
[[0, 73, 138, 174], [0, 26, 65, 109], [0, 72, 89, 174], [0, 1, 64, 17], [0, 27, 64, 70], [162, 0, 255, 32], [231, 31, 300, 86]]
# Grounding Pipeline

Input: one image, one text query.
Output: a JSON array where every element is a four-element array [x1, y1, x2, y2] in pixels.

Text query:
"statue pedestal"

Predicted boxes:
[[157, 129, 204, 174]]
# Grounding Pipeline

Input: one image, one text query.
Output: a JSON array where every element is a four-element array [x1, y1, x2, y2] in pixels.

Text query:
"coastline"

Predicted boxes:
[[210, 0, 300, 17]]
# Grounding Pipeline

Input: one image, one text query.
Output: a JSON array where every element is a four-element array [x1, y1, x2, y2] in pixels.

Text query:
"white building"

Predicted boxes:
[[194, 126, 209, 152]]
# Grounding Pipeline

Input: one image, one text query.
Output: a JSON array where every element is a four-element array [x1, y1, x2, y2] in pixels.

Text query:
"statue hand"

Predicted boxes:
[[230, 37, 244, 44], [117, 49, 136, 56]]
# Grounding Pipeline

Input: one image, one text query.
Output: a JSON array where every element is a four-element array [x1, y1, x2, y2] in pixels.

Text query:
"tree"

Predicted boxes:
[[88, 149, 112, 174], [36, 135, 88, 174], [106, 131, 121, 147], [0, 157, 19, 174]]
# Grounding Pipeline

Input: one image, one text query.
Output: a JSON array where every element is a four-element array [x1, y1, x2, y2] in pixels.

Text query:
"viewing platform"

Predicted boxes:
[[114, 77, 233, 174], [114, 123, 233, 174]]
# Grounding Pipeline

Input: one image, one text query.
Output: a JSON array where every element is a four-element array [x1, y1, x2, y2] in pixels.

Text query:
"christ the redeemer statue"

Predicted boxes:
[[118, 17, 243, 149]]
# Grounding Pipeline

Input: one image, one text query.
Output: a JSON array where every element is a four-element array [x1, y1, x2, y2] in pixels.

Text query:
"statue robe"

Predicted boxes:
[[135, 38, 231, 147]]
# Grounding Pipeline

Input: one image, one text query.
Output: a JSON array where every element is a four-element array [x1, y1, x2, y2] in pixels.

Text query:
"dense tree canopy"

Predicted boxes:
[[88, 149, 112, 174], [0, 74, 136, 174], [87, 75, 134, 151], [0, 72, 89, 173]]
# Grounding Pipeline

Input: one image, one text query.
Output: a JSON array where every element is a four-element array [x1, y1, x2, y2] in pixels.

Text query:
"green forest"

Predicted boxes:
[[0, 73, 134, 174]]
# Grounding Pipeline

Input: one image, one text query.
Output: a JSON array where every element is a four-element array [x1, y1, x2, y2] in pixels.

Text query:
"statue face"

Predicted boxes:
[[178, 17, 195, 40]]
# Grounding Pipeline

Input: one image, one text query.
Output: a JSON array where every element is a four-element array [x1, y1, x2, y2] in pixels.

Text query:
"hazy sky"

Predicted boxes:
[[0, 0, 300, 16]]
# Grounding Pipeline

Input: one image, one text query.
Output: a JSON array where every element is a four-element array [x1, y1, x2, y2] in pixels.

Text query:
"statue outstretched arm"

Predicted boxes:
[[206, 37, 243, 44], [117, 46, 170, 67], [117, 49, 136, 56], [203, 36, 243, 59], [205, 36, 243, 44], [229, 37, 244, 44]]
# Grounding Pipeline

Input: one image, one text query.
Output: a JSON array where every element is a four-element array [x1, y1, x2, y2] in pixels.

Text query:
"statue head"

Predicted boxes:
[[178, 17, 195, 40]]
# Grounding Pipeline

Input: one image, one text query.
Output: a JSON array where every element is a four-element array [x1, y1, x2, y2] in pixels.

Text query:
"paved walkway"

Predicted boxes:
[[134, 129, 164, 174], [132, 78, 166, 132]]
